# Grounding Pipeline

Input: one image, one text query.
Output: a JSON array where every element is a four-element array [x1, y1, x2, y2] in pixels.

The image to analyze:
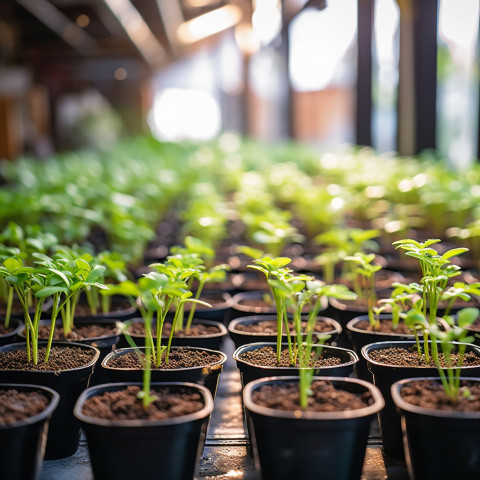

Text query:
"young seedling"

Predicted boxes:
[[344, 252, 382, 328], [247, 255, 297, 363], [406, 307, 478, 402], [393, 238, 468, 363]]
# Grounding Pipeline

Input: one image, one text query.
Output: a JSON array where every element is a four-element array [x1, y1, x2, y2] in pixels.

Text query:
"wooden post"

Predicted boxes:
[[356, 0, 374, 147]]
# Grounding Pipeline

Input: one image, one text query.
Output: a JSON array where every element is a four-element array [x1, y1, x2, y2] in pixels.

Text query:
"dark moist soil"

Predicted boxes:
[[81, 385, 204, 421], [0, 388, 50, 425], [35, 324, 117, 341], [354, 319, 411, 335], [0, 346, 97, 371], [106, 347, 223, 370], [252, 379, 373, 413], [128, 322, 221, 338], [400, 379, 480, 412], [235, 320, 334, 335], [368, 346, 480, 367], [0, 324, 16, 335], [239, 346, 343, 368]]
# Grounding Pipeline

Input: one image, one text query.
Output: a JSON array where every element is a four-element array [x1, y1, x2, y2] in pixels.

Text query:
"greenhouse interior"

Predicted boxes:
[[1, 1, 480, 479]]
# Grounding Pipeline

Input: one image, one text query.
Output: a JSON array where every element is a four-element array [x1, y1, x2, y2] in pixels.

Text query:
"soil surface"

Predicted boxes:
[[128, 322, 222, 338], [354, 319, 411, 335], [0, 324, 17, 335], [400, 379, 480, 412], [252, 379, 373, 413], [239, 346, 344, 368], [368, 346, 480, 367], [34, 324, 117, 341], [234, 320, 335, 335], [105, 347, 223, 370], [81, 385, 205, 421], [0, 346, 97, 371], [0, 388, 50, 425]]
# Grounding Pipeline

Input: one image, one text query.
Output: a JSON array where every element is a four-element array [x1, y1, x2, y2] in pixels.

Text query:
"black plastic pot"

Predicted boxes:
[[73, 295, 138, 321], [183, 291, 232, 324], [362, 340, 480, 460], [101, 346, 227, 400], [118, 318, 228, 351], [233, 342, 358, 386], [329, 291, 392, 348], [392, 377, 480, 479], [243, 376, 384, 480], [18, 319, 121, 387], [74, 382, 213, 480], [228, 315, 342, 350], [0, 383, 59, 480], [230, 290, 327, 321], [346, 315, 415, 381], [0, 318, 23, 346], [0, 341, 99, 459]]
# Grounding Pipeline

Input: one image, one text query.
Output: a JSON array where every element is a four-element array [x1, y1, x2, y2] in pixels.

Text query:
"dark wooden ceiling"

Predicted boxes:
[[1, 0, 242, 87]]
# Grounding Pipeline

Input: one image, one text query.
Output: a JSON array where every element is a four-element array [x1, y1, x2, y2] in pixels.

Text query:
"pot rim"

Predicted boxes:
[[0, 383, 60, 429], [124, 317, 228, 339], [74, 381, 214, 427], [243, 375, 384, 420], [391, 376, 480, 418], [361, 340, 480, 370], [233, 342, 359, 370], [231, 290, 327, 313], [228, 315, 342, 337], [0, 341, 100, 373], [347, 314, 414, 338], [74, 294, 138, 319], [102, 345, 227, 372], [0, 318, 23, 338]]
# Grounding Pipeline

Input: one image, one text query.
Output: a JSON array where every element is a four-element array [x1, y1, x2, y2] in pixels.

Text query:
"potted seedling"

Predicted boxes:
[[101, 269, 227, 400], [362, 238, 480, 459], [392, 307, 480, 479], [0, 383, 60, 480], [233, 255, 359, 386], [243, 308, 384, 480], [75, 322, 213, 480], [0, 252, 101, 459]]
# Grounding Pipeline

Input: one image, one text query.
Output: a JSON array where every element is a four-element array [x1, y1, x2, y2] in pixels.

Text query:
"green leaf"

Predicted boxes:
[[3, 257, 21, 273], [85, 265, 105, 283], [441, 248, 468, 261], [35, 286, 68, 298], [457, 308, 479, 328], [75, 258, 92, 272], [48, 268, 70, 287]]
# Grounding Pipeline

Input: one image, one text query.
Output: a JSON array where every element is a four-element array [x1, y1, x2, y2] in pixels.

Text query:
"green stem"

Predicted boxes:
[[44, 294, 60, 364], [272, 289, 284, 364], [165, 304, 183, 365], [186, 281, 204, 331], [5, 286, 13, 328]]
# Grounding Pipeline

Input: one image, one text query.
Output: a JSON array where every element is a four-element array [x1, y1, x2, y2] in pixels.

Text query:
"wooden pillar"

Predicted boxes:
[[412, 0, 438, 152], [356, 0, 374, 147], [397, 0, 438, 155], [0, 97, 22, 160]]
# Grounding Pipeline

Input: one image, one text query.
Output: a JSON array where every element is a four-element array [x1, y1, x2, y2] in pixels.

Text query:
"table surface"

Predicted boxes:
[[40, 337, 410, 480]]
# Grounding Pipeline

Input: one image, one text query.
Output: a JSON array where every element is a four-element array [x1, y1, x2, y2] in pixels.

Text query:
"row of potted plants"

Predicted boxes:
[[4, 231, 480, 479], [2, 135, 480, 479]]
